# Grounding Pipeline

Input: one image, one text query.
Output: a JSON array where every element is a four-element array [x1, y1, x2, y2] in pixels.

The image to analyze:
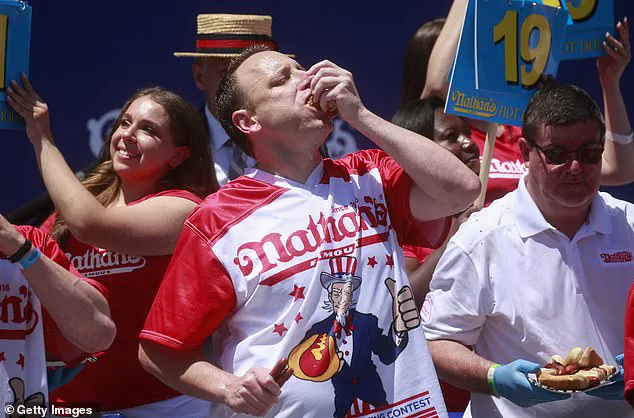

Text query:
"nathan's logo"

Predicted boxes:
[[451, 91, 497, 118], [0, 285, 39, 340], [233, 196, 388, 278], [600, 251, 633, 263], [488, 158, 527, 179], [67, 249, 146, 277]]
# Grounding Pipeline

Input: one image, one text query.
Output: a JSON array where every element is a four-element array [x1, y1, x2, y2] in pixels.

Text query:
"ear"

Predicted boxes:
[[519, 137, 531, 162], [232, 110, 261, 135], [192, 61, 206, 92], [169, 146, 191, 168]]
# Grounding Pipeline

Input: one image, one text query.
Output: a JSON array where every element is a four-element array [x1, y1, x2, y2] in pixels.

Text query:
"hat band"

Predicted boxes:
[[195, 33, 278, 54]]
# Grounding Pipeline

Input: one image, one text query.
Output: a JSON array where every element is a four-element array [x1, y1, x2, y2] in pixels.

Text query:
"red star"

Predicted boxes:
[[367, 256, 378, 268], [0, 352, 5, 362], [273, 323, 288, 336], [386, 255, 394, 267], [289, 285, 306, 302], [294, 312, 303, 324], [16, 353, 24, 370]]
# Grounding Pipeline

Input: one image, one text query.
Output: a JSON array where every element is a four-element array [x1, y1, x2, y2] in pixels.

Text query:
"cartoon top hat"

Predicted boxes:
[[320, 256, 362, 291]]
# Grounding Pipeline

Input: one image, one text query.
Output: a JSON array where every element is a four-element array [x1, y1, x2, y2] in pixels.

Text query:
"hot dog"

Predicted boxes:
[[536, 346, 616, 391]]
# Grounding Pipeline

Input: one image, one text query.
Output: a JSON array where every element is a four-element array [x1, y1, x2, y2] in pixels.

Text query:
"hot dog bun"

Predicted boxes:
[[565, 347, 583, 366], [538, 373, 590, 390], [579, 346, 603, 368]]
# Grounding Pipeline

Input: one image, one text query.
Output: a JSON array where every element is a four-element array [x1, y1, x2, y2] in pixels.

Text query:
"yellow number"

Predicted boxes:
[[493, 11, 552, 88], [493, 10, 518, 84], [565, 0, 597, 22], [520, 14, 551, 87], [541, 0, 560, 7], [0, 15, 7, 89]]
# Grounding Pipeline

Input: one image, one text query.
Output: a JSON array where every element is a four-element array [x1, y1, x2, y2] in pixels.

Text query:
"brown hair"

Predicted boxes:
[[50, 86, 218, 245], [401, 18, 446, 106], [216, 44, 272, 155]]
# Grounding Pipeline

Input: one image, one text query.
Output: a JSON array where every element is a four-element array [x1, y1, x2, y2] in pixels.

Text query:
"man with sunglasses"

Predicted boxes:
[[421, 84, 634, 418]]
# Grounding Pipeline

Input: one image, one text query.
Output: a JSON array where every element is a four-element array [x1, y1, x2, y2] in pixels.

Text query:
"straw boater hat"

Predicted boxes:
[[174, 14, 291, 58]]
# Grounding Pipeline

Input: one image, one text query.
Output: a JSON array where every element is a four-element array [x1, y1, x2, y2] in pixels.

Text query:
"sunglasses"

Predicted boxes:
[[529, 141, 604, 165]]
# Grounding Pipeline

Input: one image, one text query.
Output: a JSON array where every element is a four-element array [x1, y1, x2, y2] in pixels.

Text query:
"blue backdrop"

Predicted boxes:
[[2, 0, 633, 214]]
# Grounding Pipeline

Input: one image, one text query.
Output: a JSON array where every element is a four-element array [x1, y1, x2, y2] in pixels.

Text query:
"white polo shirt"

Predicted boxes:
[[422, 176, 634, 418]]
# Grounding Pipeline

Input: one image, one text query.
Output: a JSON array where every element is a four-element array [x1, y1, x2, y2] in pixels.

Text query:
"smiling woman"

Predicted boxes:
[[7, 76, 218, 417]]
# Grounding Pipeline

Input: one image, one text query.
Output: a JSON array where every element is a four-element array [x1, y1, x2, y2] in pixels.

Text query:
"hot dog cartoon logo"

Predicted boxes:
[[288, 256, 420, 417]]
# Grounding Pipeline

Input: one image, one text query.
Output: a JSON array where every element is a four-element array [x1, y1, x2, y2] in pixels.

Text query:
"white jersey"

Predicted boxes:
[[142, 149, 451, 418], [0, 260, 47, 415]]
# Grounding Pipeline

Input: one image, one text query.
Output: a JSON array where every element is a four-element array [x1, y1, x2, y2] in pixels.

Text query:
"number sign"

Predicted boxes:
[[0, 0, 30, 130], [446, 0, 568, 126], [536, 0, 614, 60]]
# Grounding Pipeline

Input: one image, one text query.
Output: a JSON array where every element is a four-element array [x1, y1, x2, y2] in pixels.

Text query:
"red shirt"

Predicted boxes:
[[49, 189, 202, 411], [625, 283, 634, 406]]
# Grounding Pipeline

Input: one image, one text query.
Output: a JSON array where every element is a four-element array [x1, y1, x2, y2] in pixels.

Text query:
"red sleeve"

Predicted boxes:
[[39, 213, 56, 234], [625, 283, 634, 406], [140, 219, 237, 350], [332, 149, 451, 249], [402, 245, 434, 264]]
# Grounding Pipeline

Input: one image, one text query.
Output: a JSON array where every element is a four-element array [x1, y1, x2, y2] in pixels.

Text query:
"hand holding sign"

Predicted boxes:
[[598, 17, 630, 87]]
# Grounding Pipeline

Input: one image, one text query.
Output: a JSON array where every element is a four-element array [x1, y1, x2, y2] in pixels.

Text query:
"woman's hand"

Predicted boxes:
[[598, 17, 630, 88], [7, 73, 54, 146]]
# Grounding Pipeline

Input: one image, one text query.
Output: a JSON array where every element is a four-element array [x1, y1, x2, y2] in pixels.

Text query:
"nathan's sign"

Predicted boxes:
[[0, 0, 31, 130], [446, 0, 568, 126], [536, 0, 614, 60]]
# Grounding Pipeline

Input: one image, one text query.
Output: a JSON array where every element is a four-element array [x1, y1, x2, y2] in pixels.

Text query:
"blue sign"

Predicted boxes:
[[535, 0, 614, 60], [0, 0, 30, 130], [446, 0, 568, 126]]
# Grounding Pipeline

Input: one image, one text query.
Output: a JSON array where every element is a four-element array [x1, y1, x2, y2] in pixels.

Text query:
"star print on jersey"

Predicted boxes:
[[386, 255, 394, 267], [289, 285, 306, 302], [367, 256, 378, 268], [295, 312, 303, 324], [273, 323, 288, 336], [16, 353, 25, 369]]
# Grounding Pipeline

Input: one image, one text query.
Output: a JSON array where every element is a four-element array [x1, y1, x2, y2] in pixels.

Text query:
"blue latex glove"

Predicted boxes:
[[493, 360, 571, 407], [586, 353, 624, 400], [47, 364, 85, 391]]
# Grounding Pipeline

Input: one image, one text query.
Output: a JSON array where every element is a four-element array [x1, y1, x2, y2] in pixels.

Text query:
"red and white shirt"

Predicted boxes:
[[50, 189, 203, 411], [0, 226, 104, 415], [142, 149, 451, 418]]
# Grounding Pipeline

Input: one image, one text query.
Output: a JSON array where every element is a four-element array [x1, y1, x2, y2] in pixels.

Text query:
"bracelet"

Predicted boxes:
[[487, 363, 501, 397], [18, 246, 41, 271], [8, 239, 32, 263], [606, 130, 634, 145]]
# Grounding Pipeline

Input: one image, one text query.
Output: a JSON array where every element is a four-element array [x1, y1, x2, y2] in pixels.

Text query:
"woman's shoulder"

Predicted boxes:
[[130, 189, 203, 206]]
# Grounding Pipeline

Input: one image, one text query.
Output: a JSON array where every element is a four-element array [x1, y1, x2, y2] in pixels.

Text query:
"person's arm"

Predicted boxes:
[[139, 341, 286, 417], [598, 18, 634, 185], [7, 75, 197, 255], [308, 61, 480, 221], [428, 339, 493, 393], [406, 206, 477, 307], [422, 0, 468, 100], [0, 217, 115, 353]]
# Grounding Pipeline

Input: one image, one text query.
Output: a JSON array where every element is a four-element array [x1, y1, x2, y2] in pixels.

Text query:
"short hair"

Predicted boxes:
[[401, 18, 446, 106], [391, 96, 445, 140], [522, 84, 606, 144], [216, 45, 273, 154]]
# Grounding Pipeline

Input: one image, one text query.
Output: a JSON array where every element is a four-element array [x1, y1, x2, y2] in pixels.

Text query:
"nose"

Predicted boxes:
[[460, 135, 480, 157], [121, 124, 136, 143], [568, 157, 584, 174]]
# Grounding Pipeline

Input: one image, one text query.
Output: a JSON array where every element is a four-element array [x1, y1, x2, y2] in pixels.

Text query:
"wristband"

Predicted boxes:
[[8, 239, 32, 263], [606, 131, 634, 145], [487, 363, 501, 397], [18, 246, 41, 270]]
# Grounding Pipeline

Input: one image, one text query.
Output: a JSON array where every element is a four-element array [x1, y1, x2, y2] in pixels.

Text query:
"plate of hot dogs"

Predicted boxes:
[[527, 346, 619, 393]]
